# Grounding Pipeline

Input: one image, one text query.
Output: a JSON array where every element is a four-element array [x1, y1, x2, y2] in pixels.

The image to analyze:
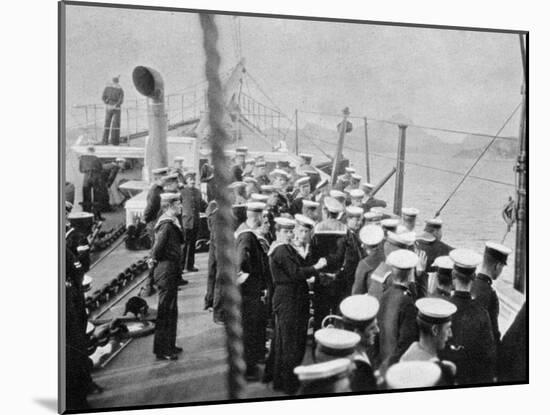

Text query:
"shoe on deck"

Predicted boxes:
[[155, 353, 178, 361]]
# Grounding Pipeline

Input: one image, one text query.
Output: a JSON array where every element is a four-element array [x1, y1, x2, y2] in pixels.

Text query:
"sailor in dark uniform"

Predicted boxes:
[[295, 358, 353, 395], [339, 295, 381, 392], [101, 76, 124, 145], [149, 193, 184, 360], [235, 202, 271, 380], [289, 176, 312, 215], [254, 160, 270, 187], [65, 247, 91, 410], [79, 146, 108, 217], [269, 216, 326, 394], [339, 206, 364, 300], [416, 218, 454, 272], [269, 168, 292, 212], [498, 302, 526, 382], [361, 182, 387, 212], [472, 241, 512, 344], [440, 249, 497, 385], [377, 249, 420, 372], [180, 171, 207, 273], [352, 224, 385, 295], [335, 166, 355, 191], [427, 256, 454, 299], [310, 197, 348, 330]]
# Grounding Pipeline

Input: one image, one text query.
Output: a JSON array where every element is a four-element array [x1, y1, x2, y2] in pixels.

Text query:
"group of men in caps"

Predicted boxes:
[[143, 159, 208, 360], [200, 148, 522, 394]]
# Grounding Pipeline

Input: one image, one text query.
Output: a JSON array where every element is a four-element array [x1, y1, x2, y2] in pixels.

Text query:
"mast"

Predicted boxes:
[[393, 124, 407, 216], [514, 33, 527, 293], [331, 107, 350, 185]]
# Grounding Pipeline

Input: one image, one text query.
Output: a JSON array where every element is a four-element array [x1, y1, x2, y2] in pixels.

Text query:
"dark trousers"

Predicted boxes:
[[272, 298, 309, 394], [82, 175, 109, 214], [242, 295, 266, 370], [153, 281, 178, 356], [182, 227, 198, 271], [102, 108, 121, 145], [312, 282, 340, 331]]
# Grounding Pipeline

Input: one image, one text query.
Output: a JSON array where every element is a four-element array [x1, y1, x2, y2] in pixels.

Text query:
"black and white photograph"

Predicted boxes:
[[58, 0, 528, 413]]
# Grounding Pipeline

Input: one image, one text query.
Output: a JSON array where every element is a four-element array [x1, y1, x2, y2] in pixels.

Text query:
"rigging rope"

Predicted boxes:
[[434, 101, 522, 217], [297, 109, 518, 142], [200, 13, 246, 400]]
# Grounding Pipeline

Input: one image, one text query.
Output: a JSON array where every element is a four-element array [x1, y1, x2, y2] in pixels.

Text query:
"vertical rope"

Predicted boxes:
[[200, 13, 246, 400]]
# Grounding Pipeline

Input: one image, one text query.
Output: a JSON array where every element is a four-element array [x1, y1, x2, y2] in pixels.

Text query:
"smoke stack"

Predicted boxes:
[[132, 66, 168, 182]]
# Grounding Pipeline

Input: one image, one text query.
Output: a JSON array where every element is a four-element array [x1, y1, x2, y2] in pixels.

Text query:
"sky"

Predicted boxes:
[[64, 4, 524, 142]]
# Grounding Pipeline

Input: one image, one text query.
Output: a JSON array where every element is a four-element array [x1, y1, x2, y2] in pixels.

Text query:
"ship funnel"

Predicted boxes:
[[132, 66, 168, 182]]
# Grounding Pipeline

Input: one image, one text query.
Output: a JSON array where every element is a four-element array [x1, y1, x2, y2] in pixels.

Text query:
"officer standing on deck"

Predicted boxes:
[[101, 76, 124, 146], [352, 224, 385, 295], [440, 249, 496, 385], [149, 193, 184, 361], [180, 171, 207, 273], [472, 242, 512, 345], [235, 202, 270, 381], [339, 295, 381, 392], [416, 218, 454, 272], [268, 216, 326, 394], [377, 249, 420, 371]]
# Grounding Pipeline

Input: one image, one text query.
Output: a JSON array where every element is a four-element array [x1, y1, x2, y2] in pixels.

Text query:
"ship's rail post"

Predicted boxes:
[[393, 124, 407, 216], [364, 116, 371, 182]]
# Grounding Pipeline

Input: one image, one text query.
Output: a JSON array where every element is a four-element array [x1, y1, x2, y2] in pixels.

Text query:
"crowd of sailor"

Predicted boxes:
[[65, 145, 526, 407]]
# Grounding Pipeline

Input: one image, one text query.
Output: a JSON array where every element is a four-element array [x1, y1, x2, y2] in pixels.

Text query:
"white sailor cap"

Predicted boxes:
[[349, 189, 365, 199], [324, 197, 344, 213], [243, 176, 258, 184], [295, 177, 311, 187], [274, 217, 296, 229], [82, 274, 93, 287], [484, 241, 512, 265], [269, 169, 291, 180], [86, 322, 95, 336], [351, 173, 362, 181], [329, 189, 346, 199], [235, 146, 249, 154], [115, 157, 126, 163], [386, 361, 442, 389], [314, 328, 361, 356], [449, 248, 482, 273], [415, 298, 457, 325], [402, 207, 420, 218], [345, 167, 356, 174], [340, 294, 379, 327], [380, 218, 400, 231], [294, 358, 352, 382], [363, 211, 383, 223], [386, 231, 416, 248], [250, 193, 269, 202], [345, 206, 364, 217], [260, 184, 276, 193], [302, 200, 320, 209], [433, 256, 454, 271], [246, 202, 266, 212], [425, 218, 443, 228], [161, 173, 179, 184], [359, 225, 384, 246], [396, 224, 409, 234], [361, 182, 375, 190], [316, 177, 329, 190], [152, 167, 169, 175], [174, 156, 185, 162], [386, 249, 419, 270], [160, 192, 181, 202], [229, 181, 247, 189], [295, 214, 315, 229]]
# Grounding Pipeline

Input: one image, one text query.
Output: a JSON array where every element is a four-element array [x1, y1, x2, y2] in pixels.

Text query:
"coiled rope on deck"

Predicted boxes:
[[200, 13, 246, 400]]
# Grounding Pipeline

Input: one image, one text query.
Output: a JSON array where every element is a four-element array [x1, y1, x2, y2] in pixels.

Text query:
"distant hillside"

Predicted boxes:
[[454, 134, 518, 159]]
